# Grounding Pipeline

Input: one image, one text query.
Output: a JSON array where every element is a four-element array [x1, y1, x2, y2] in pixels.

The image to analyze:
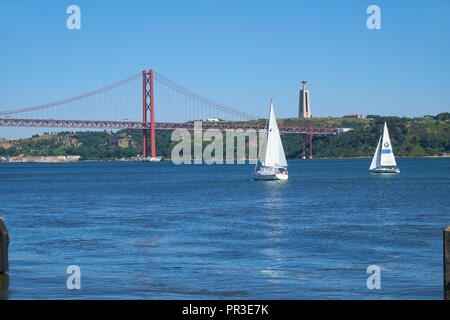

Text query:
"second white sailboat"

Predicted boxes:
[[369, 122, 400, 174]]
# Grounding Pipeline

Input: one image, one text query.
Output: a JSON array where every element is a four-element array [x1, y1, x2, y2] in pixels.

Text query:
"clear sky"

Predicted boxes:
[[0, 0, 449, 138]]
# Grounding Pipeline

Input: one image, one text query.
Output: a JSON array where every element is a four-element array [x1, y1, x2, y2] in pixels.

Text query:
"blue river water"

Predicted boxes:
[[0, 158, 448, 299]]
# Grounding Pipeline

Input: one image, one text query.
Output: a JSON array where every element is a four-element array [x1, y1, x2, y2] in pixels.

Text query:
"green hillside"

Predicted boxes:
[[0, 113, 449, 160], [282, 114, 450, 158]]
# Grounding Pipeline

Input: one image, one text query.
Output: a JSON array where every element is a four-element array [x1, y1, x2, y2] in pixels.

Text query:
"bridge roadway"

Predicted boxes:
[[0, 118, 340, 135]]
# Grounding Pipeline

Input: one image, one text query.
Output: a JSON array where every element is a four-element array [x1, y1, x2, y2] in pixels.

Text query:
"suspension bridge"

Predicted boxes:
[[0, 69, 340, 159]]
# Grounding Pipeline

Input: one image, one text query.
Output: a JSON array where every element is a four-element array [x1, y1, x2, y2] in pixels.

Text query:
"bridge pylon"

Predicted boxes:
[[142, 69, 155, 158]]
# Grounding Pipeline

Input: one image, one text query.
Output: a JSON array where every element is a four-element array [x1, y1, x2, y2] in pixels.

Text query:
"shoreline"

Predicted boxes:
[[310, 154, 450, 160], [2, 155, 449, 163]]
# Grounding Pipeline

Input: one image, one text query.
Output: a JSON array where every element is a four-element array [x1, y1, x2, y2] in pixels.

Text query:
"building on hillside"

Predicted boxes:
[[7, 155, 81, 163], [337, 128, 355, 134], [343, 114, 364, 118], [298, 80, 311, 118]]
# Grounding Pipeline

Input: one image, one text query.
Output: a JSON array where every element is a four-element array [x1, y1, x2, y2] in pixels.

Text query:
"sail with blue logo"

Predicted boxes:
[[380, 122, 397, 167]]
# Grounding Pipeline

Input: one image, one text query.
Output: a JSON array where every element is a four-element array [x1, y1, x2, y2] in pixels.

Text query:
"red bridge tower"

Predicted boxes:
[[142, 69, 155, 158]]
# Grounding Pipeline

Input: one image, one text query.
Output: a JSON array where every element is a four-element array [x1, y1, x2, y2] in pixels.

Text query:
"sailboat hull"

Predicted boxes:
[[253, 172, 288, 180], [369, 167, 400, 174]]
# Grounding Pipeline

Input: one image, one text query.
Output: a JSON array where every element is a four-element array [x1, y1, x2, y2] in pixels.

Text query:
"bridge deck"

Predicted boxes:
[[0, 118, 339, 135]]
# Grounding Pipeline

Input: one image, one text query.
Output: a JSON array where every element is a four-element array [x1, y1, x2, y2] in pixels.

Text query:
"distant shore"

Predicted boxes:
[[2, 155, 449, 163], [311, 154, 450, 160]]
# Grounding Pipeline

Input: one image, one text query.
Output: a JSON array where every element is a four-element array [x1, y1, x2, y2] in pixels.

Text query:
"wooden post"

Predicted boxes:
[[0, 217, 9, 273], [445, 226, 450, 300], [0, 273, 9, 300]]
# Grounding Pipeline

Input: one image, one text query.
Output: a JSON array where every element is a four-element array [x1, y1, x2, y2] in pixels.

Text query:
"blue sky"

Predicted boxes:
[[1, 0, 449, 138]]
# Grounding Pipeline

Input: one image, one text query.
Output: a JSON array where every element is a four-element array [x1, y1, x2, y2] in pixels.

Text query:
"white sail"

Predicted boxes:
[[261, 102, 287, 168], [379, 122, 397, 167], [369, 136, 381, 170]]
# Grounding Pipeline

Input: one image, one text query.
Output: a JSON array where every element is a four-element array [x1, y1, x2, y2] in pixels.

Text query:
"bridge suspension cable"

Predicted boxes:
[[0, 70, 262, 123], [153, 71, 261, 121], [0, 72, 142, 116]]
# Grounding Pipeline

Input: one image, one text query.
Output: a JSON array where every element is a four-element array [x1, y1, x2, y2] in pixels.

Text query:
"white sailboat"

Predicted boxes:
[[253, 101, 288, 180], [369, 122, 400, 174]]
